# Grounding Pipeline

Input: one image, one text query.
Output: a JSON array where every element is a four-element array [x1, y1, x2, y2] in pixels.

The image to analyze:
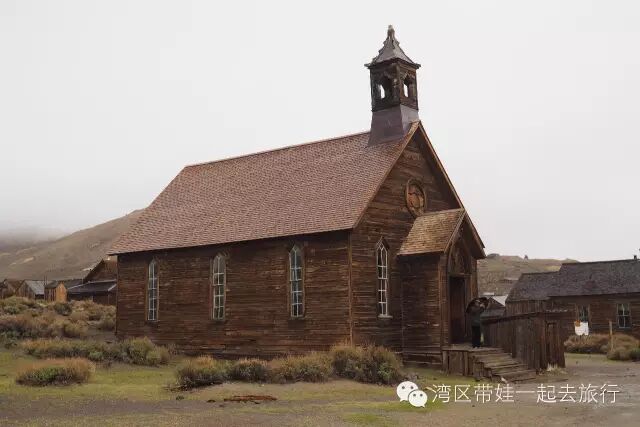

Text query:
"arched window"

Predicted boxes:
[[376, 242, 389, 316], [289, 246, 304, 318], [211, 254, 226, 320], [147, 260, 158, 321]]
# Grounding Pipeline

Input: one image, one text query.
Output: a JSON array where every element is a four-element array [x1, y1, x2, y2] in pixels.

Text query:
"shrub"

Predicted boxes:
[[0, 297, 37, 315], [20, 338, 170, 366], [68, 311, 90, 322], [605, 334, 639, 361], [52, 302, 72, 316], [176, 356, 229, 388], [330, 344, 365, 379], [88, 351, 104, 362], [329, 344, 402, 384], [121, 337, 169, 366], [16, 358, 94, 386], [228, 358, 269, 382], [71, 300, 113, 321], [62, 321, 88, 338], [97, 314, 115, 331], [0, 314, 64, 339], [564, 334, 610, 354], [630, 348, 640, 361], [268, 352, 332, 383], [608, 347, 632, 361]]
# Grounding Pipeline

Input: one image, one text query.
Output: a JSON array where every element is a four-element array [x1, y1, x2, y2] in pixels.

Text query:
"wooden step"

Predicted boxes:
[[499, 369, 537, 382]]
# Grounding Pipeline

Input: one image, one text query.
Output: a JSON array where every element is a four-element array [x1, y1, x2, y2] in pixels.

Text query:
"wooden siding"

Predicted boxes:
[[116, 231, 351, 356], [399, 254, 444, 364], [482, 311, 567, 371], [507, 294, 640, 339], [350, 133, 458, 352], [45, 283, 68, 303]]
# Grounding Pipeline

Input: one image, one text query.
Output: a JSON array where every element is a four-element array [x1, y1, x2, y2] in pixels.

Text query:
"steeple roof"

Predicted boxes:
[[366, 25, 420, 68]]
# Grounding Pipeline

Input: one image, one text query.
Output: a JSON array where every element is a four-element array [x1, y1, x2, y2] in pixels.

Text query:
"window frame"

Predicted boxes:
[[288, 245, 305, 319], [146, 260, 159, 322], [576, 304, 590, 323], [616, 302, 631, 329], [376, 240, 391, 318], [211, 254, 226, 320]]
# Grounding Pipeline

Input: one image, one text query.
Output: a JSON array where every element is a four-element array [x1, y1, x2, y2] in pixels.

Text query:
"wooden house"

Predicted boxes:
[[67, 280, 117, 305], [110, 27, 485, 365], [16, 280, 48, 300], [82, 257, 117, 284], [44, 279, 83, 303], [0, 279, 23, 299], [507, 258, 640, 338]]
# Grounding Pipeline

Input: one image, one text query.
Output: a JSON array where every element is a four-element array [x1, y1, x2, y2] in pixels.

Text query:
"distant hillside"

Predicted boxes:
[[478, 254, 575, 296], [0, 210, 143, 280]]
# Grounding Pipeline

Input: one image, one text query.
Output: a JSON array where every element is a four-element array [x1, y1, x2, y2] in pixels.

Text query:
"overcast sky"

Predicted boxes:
[[1, 1, 638, 261]]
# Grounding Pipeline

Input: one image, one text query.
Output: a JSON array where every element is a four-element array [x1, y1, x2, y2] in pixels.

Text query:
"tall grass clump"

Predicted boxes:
[[228, 358, 269, 382], [606, 334, 640, 361], [0, 297, 38, 315], [564, 334, 610, 354], [20, 337, 170, 366], [268, 352, 333, 383], [330, 344, 402, 384], [175, 356, 229, 389], [16, 358, 94, 386]]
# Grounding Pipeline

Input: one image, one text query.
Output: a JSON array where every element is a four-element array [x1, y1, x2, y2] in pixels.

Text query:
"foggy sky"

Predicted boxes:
[[1, 1, 639, 261]]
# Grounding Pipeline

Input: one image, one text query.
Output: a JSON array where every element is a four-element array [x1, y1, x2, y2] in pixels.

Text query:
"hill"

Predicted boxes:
[[0, 210, 143, 280], [477, 254, 575, 296]]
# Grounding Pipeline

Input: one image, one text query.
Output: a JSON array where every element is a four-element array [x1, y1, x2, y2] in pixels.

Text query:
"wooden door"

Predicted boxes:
[[450, 277, 466, 343]]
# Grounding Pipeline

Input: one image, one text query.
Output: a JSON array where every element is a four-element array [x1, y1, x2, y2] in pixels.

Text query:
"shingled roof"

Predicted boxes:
[[366, 25, 419, 68], [507, 259, 640, 302], [111, 123, 421, 254], [397, 209, 466, 255]]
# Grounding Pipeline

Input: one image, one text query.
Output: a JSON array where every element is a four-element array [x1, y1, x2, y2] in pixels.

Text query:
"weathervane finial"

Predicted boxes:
[[387, 25, 395, 39]]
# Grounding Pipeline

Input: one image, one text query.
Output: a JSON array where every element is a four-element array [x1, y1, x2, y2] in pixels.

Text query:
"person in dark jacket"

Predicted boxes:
[[466, 298, 489, 348]]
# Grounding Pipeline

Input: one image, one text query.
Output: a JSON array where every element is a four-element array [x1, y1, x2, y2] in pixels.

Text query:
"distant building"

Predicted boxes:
[[65, 257, 117, 305], [67, 280, 116, 305], [15, 280, 49, 300], [481, 295, 507, 319], [507, 258, 640, 338], [0, 279, 23, 299], [44, 279, 83, 303]]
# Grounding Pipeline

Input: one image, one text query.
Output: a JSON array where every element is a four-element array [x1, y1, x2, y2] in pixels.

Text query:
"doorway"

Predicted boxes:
[[449, 276, 467, 344]]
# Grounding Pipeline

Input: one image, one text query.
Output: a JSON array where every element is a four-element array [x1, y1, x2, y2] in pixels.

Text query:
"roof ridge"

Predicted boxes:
[[520, 271, 559, 276], [420, 208, 465, 216], [185, 129, 370, 169], [562, 258, 639, 266]]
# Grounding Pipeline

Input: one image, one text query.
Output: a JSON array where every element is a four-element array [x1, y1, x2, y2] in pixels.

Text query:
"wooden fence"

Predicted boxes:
[[482, 311, 570, 372]]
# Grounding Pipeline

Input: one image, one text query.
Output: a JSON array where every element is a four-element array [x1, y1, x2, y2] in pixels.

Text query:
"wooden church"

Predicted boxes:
[[111, 26, 485, 366]]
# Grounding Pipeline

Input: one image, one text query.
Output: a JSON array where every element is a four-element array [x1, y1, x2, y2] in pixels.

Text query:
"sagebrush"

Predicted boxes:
[[16, 358, 94, 386], [21, 337, 170, 366], [175, 344, 403, 389]]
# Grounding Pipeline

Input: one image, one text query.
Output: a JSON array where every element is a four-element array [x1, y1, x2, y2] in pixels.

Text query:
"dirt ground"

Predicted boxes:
[[0, 353, 638, 426]]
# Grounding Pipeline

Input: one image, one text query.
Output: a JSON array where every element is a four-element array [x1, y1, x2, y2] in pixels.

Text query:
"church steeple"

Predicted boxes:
[[366, 26, 420, 145]]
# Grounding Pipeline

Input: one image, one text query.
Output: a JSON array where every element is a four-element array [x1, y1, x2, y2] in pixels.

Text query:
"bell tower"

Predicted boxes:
[[366, 26, 420, 145]]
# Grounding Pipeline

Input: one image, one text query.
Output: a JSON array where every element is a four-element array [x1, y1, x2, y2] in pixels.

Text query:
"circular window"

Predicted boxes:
[[405, 179, 426, 217]]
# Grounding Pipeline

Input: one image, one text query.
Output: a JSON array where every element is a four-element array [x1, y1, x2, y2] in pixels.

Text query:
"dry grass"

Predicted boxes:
[[329, 344, 403, 385], [20, 337, 170, 366], [175, 356, 229, 388], [15, 358, 94, 386], [564, 333, 640, 361], [175, 345, 402, 389]]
